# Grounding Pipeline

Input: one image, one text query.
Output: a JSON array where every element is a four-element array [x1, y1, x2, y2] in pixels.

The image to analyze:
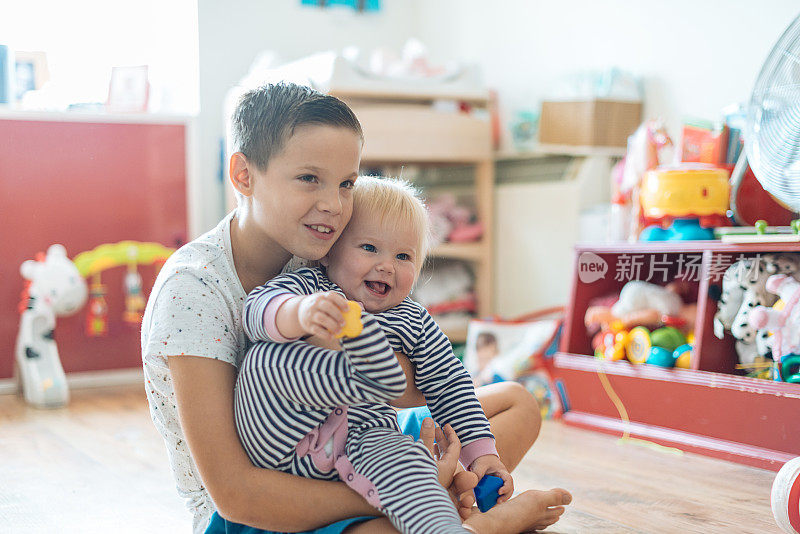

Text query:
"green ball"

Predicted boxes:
[[650, 327, 686, 353]]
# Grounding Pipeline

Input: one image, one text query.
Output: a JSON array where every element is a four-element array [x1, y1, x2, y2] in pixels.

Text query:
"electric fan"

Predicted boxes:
[[751, 15, 800, 534], [744, 13, 800, 213]]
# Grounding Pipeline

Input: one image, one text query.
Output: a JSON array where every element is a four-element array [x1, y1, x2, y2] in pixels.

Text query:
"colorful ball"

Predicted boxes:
[[772, 456, 800, 534], [650, 326, 687, 353], [626, 327, 651, 365], [673, 344, 693, 369], [647, 346, 675, 367]]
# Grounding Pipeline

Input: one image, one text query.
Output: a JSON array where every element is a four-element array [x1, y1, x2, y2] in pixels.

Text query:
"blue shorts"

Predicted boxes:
[[204, 513, 373, 534], [205, 407, 433, 534]]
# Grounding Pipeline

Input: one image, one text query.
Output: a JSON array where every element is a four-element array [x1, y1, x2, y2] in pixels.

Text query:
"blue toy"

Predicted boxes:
[[646, 346, 675, 367], [639, 218, 716, 241], [474, 475, 504, 512]]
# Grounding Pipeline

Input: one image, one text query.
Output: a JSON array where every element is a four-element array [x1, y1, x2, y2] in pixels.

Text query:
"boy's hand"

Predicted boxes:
[[469, 454, 514, 503], [297, 291, 350, 341], [420, 419, 477, 519]]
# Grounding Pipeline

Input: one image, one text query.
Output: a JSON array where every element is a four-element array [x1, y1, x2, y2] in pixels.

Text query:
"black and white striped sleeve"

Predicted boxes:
[[412, 307, 495, 449], [245, 314, 407, 408], [242, 268, 328, 343]]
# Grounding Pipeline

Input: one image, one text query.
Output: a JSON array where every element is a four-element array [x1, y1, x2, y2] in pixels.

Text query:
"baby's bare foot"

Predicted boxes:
[[463, 488, 572, 533]]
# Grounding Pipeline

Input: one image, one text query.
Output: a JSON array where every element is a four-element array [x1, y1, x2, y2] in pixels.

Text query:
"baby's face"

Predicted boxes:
[[323, 209, 419, 313]]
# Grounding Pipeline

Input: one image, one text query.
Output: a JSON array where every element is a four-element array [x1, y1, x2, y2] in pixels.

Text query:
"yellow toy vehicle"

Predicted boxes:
[[639, 164, 730, 240]]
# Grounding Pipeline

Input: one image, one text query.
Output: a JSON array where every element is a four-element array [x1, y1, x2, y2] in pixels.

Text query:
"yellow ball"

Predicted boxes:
[[626, 327, 651, 365], [675, 350, 692, 369]]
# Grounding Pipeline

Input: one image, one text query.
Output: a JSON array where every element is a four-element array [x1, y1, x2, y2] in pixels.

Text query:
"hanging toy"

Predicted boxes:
[[73, 241, 174, 333], [123, 247, 146, 324], [86, 274, 108, 337]]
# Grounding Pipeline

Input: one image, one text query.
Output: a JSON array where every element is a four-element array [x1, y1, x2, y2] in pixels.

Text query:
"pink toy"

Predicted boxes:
[[427, 194, 483, 246], [750, 274, 800, 360], [610, 119, 674, 241]]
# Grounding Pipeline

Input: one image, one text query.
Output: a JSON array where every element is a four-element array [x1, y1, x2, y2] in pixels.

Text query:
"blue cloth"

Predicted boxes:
[[205, 407, 432, 534], [394, 405, 432, 441], [204, 512, 372, 534]]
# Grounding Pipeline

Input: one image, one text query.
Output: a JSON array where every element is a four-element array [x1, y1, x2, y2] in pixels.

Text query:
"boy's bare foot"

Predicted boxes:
[[419, 417, 571, 530], [463, 488, 572, 533]]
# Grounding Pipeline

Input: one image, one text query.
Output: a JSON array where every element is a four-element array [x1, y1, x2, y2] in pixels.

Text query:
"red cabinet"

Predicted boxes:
[[554, 241, 800, 471], [0, 115, 188, 380]]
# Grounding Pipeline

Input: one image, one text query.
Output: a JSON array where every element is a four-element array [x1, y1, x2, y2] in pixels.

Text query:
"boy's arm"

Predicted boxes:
[[412, 307, 498, 467], [169, 355, 380, 530], [250, 314, 406, 408], [388, 351, 428, 408]]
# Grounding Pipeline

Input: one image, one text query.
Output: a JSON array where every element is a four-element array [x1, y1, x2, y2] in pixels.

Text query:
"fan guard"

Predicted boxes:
[[746, 13, 800, 211]]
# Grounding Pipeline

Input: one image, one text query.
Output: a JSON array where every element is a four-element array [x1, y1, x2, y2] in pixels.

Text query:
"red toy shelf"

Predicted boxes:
[[553, 241, 800, 471]]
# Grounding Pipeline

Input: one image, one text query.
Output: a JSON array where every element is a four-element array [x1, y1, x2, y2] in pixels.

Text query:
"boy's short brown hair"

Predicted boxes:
[[230, 83, 363, 171]]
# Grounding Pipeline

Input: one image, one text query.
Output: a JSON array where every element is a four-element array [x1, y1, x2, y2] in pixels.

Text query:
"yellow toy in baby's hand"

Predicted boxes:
[[336, 301, 363, 339]]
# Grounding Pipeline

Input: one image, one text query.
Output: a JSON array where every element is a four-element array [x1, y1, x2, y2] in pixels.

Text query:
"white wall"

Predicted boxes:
[[0, 0, 198, 113], [196, 0, 420, 233], [414, 0, 799, 141]]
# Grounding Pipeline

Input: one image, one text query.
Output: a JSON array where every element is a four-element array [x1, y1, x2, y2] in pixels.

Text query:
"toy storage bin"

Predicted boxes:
[[538, 99, 642, 148], [553, 241, 800, 471], [564, 251, 703, 366]]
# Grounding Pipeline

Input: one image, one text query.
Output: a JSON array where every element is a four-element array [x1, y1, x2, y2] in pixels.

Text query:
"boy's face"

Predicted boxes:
[[322, 209, 419, 313], [250, 124, 362, 261]]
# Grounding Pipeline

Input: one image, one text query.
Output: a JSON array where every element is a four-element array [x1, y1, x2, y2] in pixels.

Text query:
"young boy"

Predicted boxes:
[[235, 177, 511, 533], [142, 83, 371, 533], [142, 82, 570, 534]]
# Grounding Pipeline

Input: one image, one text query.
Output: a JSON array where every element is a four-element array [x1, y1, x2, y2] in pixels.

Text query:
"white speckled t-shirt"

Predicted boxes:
[[141, 210, 305, 533]]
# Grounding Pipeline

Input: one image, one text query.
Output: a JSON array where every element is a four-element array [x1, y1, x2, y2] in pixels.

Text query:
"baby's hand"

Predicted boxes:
[[469, 454, 514, 503], [297, 291, 350, 341]]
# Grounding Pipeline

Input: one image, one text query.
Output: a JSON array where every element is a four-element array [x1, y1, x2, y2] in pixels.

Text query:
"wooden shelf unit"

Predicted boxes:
[[552, 241, 800, 471], [337, 92, 495, 335]]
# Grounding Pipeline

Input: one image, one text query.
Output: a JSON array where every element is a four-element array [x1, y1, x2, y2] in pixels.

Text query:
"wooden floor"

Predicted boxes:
[[0, 384, 781, 533]]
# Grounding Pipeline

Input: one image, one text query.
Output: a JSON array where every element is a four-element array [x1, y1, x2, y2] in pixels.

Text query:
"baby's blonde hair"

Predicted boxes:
[[352, 176, 431, 272]]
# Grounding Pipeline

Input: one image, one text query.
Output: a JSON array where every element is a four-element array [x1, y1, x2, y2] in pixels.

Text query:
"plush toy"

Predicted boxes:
[[713, 254, 799, 365], [765, 253, 800, 276], [750, 274, 800, 382], [413, 261, 473, 309], [427, 193, 483, 246], [585, 280, 692, 334], [15, 245, 87, 407]]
